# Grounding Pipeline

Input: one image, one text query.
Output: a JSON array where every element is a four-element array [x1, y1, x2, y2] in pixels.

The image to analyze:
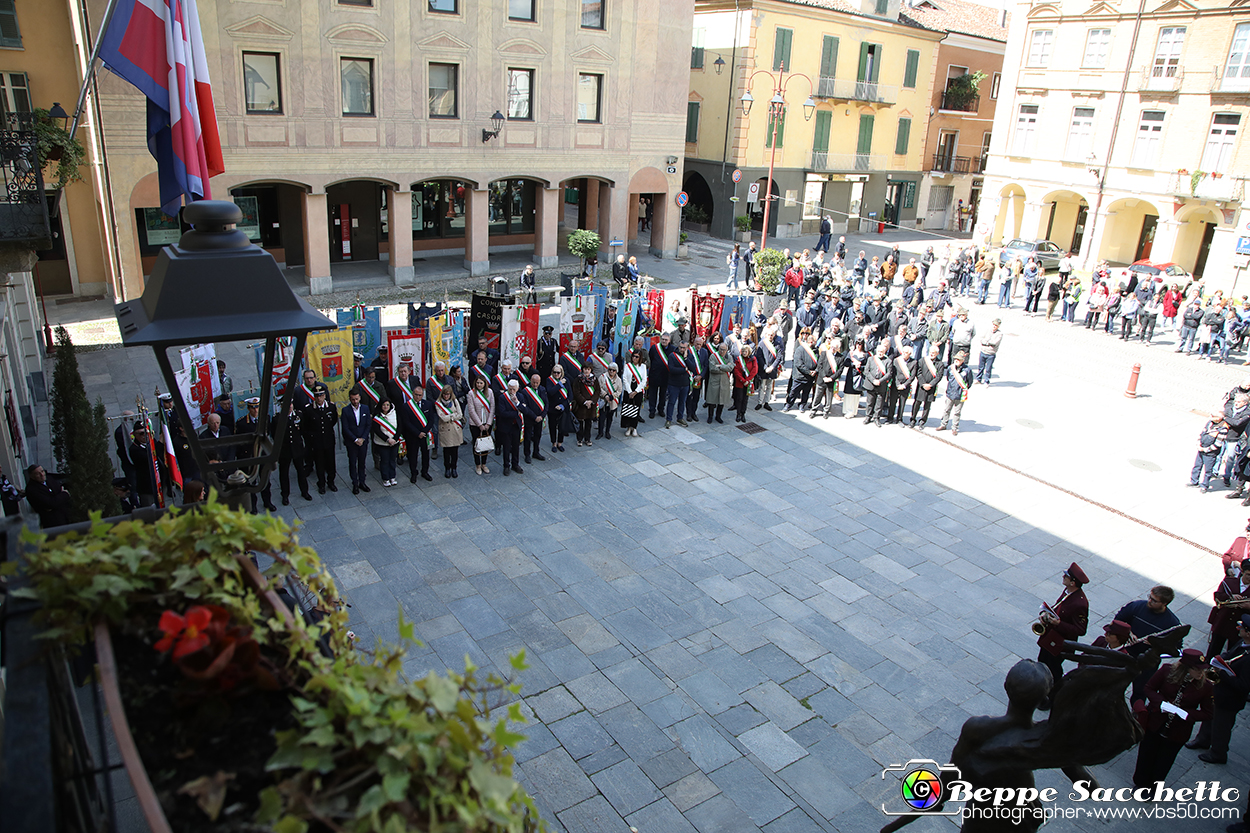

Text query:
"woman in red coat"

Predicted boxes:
[[732, 342, 758, 423], [1132, 649, 1214, 788]]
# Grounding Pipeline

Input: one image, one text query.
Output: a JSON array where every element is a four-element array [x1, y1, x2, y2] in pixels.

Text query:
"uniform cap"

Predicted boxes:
[[1065, 562, 1089, 585], [111, 477, 130, 489], [245, 397, 260, 405], [1179, 648, 1207, 668], [157, 393, 173, 401], [542, 325, 554, 333], [1240, 614, 1250, 630], [313, 383, 329, 394], [1103, 620, 1131, 638], [377, 344, 387, 351]]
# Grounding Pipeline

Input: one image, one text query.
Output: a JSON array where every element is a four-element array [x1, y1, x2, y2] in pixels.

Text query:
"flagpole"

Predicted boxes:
[[69, 0, 122, 140]]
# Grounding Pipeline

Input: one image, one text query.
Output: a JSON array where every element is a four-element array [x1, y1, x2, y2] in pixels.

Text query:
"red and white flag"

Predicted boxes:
[[156, 407, 183, 490]]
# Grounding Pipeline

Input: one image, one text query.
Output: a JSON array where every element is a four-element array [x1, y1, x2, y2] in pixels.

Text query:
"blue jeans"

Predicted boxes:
[[997, 282, 1011, 307], [1192, 450, 1219, 487], [816, 233, 831, 253], [786, 284, 802, 306], [665, 383, 689, 422], [1061, 300, 1074, 321], [977, 279, 990, 304], [976, 353, 996, 384], [726, 263, 740, 288], [1219, 440, 1239, 480], [1178, 326, 1197, 352]]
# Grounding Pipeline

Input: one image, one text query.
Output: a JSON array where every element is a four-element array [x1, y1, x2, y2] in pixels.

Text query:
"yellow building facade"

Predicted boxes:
[[685, 0, 944, 240], [979, 0, 1248, 288]]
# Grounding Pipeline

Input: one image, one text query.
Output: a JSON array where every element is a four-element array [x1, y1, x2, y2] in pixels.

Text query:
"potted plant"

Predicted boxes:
[[734, 215, 752, 243], [681, 205, 710, 234], [566, 228, 600, 286], [943, 71, 986, 111], [9, 499, 541, 832], [752, 247, 788, 316], [32, 107, 88, 191], [1191, 169, 1206, 196], [678, 231, 689, 259]]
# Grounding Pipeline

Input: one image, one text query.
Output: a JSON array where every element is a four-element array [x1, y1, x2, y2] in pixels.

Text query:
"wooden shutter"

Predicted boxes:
[[858, 42, 870, 82], [813, 110, 832, 153], [871, 45, 883, 82], [820, 36, 839, 79], [686, 102, 700, 143], [904, 50, 919, 88], [774, 28, 793, 71], [0, 0, 20, 49], [857, 113, 874, 154], [766, 109, 786, 148], [895, 117, 911, 155]]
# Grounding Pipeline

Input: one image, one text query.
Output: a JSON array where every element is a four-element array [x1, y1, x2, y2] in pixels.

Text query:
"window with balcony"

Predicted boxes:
[[1082, 29, 1111, 68], [577, 73, 602, 122], [1130, 110, 1164, 168], [1152, 27, 1184, 78], [1065, 107, 1095, 161], [1201, 113, 1240, 174], [340, 58, 374, 116], [1012, 103, 1038, 155], [581, 0, 603, 29], [428, 63, 458, 118], [685, 102, 700, 143], [1027, 30, 1053, 67], [243, 52, 282, 114], [857, 42, 883, 100], [1224, 23, 1250, 91], [0, 0, 22, 48], [773, 27, 792, 72], [507, 68, 533, 120], [509, 0, 535, 21], [0, 71, 30, 116]]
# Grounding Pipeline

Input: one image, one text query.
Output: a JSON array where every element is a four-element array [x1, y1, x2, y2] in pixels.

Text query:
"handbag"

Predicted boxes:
[[473, 434, 495, 454]]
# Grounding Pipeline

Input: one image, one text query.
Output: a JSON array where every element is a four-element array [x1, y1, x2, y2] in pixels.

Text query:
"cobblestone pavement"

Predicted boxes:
[[54, 230, 1250, 833]]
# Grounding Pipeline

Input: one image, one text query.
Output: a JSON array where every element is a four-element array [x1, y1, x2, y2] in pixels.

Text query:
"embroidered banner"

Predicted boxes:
[[407, 302, 444, 333], [719, 293, 756, 339], [645, 289, 665, 333], [468, 292, 511, 358], [616, 292, 640, 354], [692, 293, 724, 341], [173, 361, 216, 429], [336, 305, 383, 367], [428, 309, 465, 373], [559, 294, 595, 358], [387, 331, 427, 387], [501, 304, 540, 370], [305, 329, 355, 406], [663, 288, 692, 334], [253, 337, 295, 407], [577, 284, 611, 352]]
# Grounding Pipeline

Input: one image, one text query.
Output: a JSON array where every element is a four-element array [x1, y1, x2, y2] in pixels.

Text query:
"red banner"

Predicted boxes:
[[502, 304, 539, 368], [692, 293, 724, 341], [559, 295, 594, 358], [387, 331, 426, 385], [646, 290, 664, 332]]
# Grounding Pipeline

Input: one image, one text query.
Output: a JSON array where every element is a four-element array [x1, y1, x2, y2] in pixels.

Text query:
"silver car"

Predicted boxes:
[[996, 239, 1065, 272]]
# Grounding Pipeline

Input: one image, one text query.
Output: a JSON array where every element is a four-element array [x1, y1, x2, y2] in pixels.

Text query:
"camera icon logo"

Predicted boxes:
[[880, 759, 963, 817]]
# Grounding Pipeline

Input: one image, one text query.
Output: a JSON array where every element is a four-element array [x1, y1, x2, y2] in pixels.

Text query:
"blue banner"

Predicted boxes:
[[336, 306, 383, 366], [576, 284, 611, 352], [719, 294, 755, 339], [408, 302, 444, 333]]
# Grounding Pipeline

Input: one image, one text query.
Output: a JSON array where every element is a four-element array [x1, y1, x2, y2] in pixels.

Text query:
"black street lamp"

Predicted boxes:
[[114, 201, 334, 505], [482, 110, 505, 143]]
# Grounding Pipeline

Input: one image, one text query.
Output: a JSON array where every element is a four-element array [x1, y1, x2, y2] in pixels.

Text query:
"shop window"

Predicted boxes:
[[487, 180, 536, 236], [412, 180, 468, 240]]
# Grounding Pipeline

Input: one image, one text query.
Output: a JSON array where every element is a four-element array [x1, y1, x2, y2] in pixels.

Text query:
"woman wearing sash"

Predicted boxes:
[[545, 365, 571, 452], [371, 399, 400, 487], [732, 341, 757, 423], [620, 350, 648, 437], [435, 386, 464, 478], [573, 366, 600, 447], [466, 376, 495, 475], [597, 366, 623, 441], [705, 340, 733, 424]]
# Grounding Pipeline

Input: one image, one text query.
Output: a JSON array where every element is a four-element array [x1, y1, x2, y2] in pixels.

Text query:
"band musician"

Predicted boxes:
[[1034, 562, 1089, 708]]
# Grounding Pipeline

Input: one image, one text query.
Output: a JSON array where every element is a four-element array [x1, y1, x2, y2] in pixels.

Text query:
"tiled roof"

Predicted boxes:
[[900, 0, 1010, 42]]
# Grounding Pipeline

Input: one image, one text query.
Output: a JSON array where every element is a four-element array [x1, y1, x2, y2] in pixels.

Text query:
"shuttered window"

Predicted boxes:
[[895, 117, 911, 155], [820, 36, 839, 79], [813, 110, 831, 153], [857, 114, 874, 154], [773, 27, 793, 71], [903, 50, 919, 88], [685, 102, 700, 143], [0, 0, 20, 49]]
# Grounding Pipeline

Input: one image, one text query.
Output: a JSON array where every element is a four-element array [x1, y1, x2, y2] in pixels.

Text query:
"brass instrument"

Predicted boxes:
[[1216, 597, 1250, 608], [1032, 620, 1047, 636], [1032, 602, 1058, 636]]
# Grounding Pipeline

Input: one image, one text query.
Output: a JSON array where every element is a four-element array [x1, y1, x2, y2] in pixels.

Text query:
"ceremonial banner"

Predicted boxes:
[[663, 289, 691, 333], [428, 310, 465, 373], [577, 284, 611, 352], [231, 389, 261, 422], [560, 294, 595, 358], [387, 331, 427, 386], [176, 344, 221, 427], [645, 290, 665, 333], [254, 337, 296, 407], [336, 305, 383, 366], [501, 304, 540, 369], [616, 292, 640, 351], [692, 293, 724, 341], [468, 293, 511, 357], [305, 329, 355, 406], [719, 294, 755, 339], [408, 302, 444, 333]]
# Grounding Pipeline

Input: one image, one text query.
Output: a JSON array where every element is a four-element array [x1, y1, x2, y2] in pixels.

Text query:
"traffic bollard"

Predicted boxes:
[[1125, 363, 1141, 399]]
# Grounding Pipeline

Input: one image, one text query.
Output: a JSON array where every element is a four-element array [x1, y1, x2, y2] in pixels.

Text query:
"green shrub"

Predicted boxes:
[[753, 248, 788, 294], [734, 215, 752, 232], [683, 204, 710, 224], [566, 229, 601, 277]]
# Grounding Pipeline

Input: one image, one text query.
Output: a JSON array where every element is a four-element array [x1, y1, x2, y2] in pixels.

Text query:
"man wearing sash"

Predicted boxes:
[[861, 341, 890, 426], [536, 326, 557, 380], [589, 342, 615, 383], [302, 385, 339, 494], [1189, 616, 1250, 764], [358, 366, 386, 472], [492, 360, 515, 399], [497, 379, 525, 475], [685, 335, 707, 418], [388, 365, 434, 483], [664, 340, 692, 428], [753, 324, 782, 411], [520, 374, 548, 464], [471, 350, 495, 389], [647, 333, 670, 420], [785, 328, 818, 412], [886, 345, 915, 425], [910, 344, 945, 429], [516, 356, 536, 389], [935, 350, 972, 435], [808, 330, 842, 418], [426, 360, 451, 404], [295, 368, 319, 411]]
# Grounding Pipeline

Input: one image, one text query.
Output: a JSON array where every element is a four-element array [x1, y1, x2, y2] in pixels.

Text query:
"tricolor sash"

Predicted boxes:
[[590, 351, 613, 374], [551, 379, 570, 404], [429, 376, 447, 398], [299, 382, 316, 400], [665, 350, 684, 372], [494, 373, 510, 391], [394, 377, 416, 402], [800, 343, 817, 364], [523, 386, 546, 416], [923, 356, 937, 381], [625, 363, 645, 391], [563, 352, 584, 375], [374, 412, 398, 441], [435, 398, 460, 428], [359, 381, 381, 407], [406, 397, 429, 430], [952, 367, 970, 401], [472, 389, 492, 412], [737, 355, 750, 376], [688, 351, 702, 388]]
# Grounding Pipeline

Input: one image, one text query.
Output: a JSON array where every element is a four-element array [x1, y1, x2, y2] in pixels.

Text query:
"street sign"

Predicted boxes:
[[747, 182, 760, 203], [609, 239, 624, 247], [729, 196, 740, 202], [1237, 236, 1250, 256], [976, 223, 988, 235], [667, 166, 678, 174], [732, 169, 742, 183], [675, 191, 689, 207]]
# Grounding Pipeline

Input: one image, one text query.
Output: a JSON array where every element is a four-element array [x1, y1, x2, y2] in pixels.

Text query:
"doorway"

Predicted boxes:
[[35, 199, 72, 295], [1071, 205, 1088, 254], [885, 181, 905, 227], [1135, 214, 1158, 262], [326, 181, 382, 263], [935, 131, 959, 171], [1194, 222, 1216, 277]]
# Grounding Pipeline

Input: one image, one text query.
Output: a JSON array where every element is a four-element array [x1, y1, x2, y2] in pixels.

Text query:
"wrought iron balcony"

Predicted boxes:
[[0, 112, 52, 248], [810, 151, 890, 172], [939, 91, 980, 113], [931, 154, 972, 173], [813, 76, 897, 105]]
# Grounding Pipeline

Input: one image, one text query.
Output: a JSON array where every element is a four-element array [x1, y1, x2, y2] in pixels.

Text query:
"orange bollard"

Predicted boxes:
[[1125, 363, 1141, 399]]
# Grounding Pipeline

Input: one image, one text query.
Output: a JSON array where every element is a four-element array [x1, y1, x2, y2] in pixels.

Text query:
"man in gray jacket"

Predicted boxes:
[[976, 318, 1003, 385]]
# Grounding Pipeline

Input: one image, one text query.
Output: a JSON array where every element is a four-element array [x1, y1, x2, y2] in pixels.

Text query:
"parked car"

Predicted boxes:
[[996, 239, 1065, 272], [1128, 260, 1191, 285]]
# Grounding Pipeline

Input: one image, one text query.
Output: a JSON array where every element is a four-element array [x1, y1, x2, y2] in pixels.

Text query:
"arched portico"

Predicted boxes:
[[993, 184, 1026, 245], [1097, 198, 1161, 265], [1039, 190, 1089, 255], [629, 166, 674, 258]]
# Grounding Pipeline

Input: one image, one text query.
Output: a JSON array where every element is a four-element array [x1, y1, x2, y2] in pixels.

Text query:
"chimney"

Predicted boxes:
[[999, 5, 1007, 27]]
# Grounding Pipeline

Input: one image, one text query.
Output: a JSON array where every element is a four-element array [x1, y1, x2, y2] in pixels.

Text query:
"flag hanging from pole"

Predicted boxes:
[[97, 0, 225, 215], [144, 413, 166, 508], [156, 405, 183, 489]]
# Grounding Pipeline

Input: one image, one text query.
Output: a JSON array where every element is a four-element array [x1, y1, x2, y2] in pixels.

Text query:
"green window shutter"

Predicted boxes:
[[857, 113, 874, 154], [774, 28, 792, 72], [895, 117, 911, 155], [857, 42, 870, 82], [0, 0, 20, 49], [691, 47, 704, 69], [820, 36, 839, 78], [875, 0, 888, 13], [686, 102, 700, 143], [904, 50, 919, 88], [871, 44, 883, 82], [813, 110, 832, 153], [766, 109, 786, 148]]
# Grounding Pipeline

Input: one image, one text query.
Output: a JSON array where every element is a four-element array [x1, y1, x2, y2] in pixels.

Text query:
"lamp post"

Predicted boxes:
[[740, 64, 815, 252], [114, 201, 334, 507]]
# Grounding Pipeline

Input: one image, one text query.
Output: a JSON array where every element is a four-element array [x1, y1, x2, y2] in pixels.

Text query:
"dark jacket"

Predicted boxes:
[[26, 475, 72, 527], [341, 403, 372, 446], [664, 347, 692, 387]]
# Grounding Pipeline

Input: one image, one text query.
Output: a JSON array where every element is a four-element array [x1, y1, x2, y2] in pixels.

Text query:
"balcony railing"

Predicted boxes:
[[976, 154, 989, 173], [0, 112, 51, 247], [932, 154, 972, 173], [1210, 65, 1250, 94], [811, 151, 890, 172], [813, 76, 897, 105], [1166, 171, 1245, 202], [939, 91, 980, 113], [1138, 65, 1184, 93]]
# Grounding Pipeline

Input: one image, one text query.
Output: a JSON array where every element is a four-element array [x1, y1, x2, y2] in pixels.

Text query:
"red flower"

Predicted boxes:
[[153, 606, 214, 659]]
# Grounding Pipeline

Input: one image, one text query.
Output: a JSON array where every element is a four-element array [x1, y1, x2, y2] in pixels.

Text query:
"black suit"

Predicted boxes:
[[389, 378, 432, 480], [26, 475, 72, 527], [341, 404, 372, 488], [301, 403, 338, 490]]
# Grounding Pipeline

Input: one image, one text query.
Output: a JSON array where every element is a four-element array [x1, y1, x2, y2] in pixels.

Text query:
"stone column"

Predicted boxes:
[[582, 179, 599, 230], [388, 187, 415, 287], [649, 194, 677, 259], [464, 187, 490, 276], [534, 186, 560, 269], [302, 190, 332, 296], [627, 193, 640, 242], [598, 183, 628, 256]]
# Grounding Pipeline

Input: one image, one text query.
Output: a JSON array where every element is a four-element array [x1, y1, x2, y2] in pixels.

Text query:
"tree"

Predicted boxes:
[[71, 399, 122, 520], [49, 325, 85, 470], [566, 229, 601, 277], [753, 248, 788, 295]]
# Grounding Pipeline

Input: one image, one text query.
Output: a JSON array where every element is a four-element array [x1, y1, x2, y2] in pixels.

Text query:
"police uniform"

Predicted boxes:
[[235, 397, 277, 512], [535, 328, 558, 380], [301, 384, 339, 493], [274, 405, 310, 503]]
